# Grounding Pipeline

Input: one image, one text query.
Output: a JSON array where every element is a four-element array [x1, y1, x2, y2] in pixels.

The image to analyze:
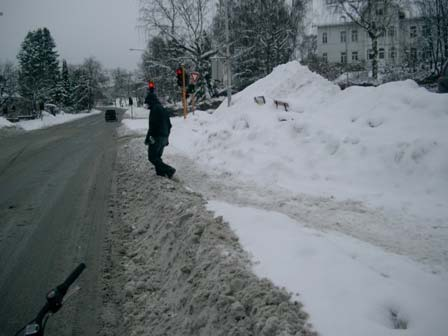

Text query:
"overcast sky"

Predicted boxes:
[[0, 0, 146, 70]]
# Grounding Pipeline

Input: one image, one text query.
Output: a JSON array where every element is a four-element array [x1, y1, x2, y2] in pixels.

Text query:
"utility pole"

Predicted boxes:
[[341, 15, 349, 88], [224, 0, 232, 107]]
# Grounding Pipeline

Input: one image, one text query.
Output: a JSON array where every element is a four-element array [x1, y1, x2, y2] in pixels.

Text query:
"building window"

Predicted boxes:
[[322, 32, 328, 44], [352, 51, 358, 61], [388, 26, 396, 38], [422, 25, 431, 37], [367, 49, 374, 60], [410, 26, 417, 38], [340, 31, 347, 43], [379, 48, 385, 59], [352, 30, 358, 42], [376, 7, 384, 16], [389, 47, 396, 60], [322, 53, 328, 62], [341, 52, 347, 63]]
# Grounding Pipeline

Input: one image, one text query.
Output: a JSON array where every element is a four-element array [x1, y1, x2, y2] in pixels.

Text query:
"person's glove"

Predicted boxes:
[[145, 135, 155, 146]]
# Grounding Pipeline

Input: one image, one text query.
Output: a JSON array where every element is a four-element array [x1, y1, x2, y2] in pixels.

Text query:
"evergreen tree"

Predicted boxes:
[[17, 27, 60, 112], [70, 66, 90, 111], [60, 59, 72, 108]]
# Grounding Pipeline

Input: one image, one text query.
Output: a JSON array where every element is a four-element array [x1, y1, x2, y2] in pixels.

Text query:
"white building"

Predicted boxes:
[[315, 1, 432, 70]]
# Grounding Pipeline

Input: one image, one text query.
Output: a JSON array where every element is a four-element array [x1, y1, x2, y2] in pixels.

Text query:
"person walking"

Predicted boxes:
[[144, 89, 176, 178]]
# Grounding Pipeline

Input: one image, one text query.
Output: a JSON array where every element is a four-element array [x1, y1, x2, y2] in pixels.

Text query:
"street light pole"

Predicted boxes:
[[341, 16, 349, 88], [223, 0, 232, 107]]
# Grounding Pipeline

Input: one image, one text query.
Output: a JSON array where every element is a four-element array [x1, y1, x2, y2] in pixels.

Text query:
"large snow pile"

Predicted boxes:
[[171, 61, 448, 222]]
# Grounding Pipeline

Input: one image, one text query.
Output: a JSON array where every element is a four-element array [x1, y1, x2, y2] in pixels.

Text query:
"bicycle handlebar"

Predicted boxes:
[[58, 263, 86, 294], [14, 263, 86, 336]]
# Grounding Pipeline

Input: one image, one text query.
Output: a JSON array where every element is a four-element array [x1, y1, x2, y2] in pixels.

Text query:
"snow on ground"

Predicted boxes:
[[0, 110, 101, 131], [121, 61, 448, 336], [170, 62, 448, 224], [121, 107, 149, 135], [112, 141, 316, 336], [17, 110, 102, 131], [0, 117, 13, 128], [207, 201, 448, 336]]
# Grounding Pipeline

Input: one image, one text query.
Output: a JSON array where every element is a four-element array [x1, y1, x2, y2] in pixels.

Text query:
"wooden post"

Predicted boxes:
[[191, 90, 196, 115]]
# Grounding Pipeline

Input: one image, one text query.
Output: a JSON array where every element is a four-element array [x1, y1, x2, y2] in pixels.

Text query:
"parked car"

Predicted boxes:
[[438, 61, 448, 93], [105, 109, 117, 122]]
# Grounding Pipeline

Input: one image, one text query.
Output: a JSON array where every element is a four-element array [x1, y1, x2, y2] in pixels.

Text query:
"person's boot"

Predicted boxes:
[[167, 167, 176, 179], [155, 168, 166, 177]]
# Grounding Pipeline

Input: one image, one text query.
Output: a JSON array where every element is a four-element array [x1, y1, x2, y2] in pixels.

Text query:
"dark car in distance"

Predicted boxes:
[[438, 61, 448, 93], [105, 109, 117, 121]]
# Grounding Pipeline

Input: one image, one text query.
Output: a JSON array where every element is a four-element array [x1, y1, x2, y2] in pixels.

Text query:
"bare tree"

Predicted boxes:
[[414, 0, 448, 74], [111, 68, 132, 104], [138, 0, 218, 99], [335, 0, 404, 79]]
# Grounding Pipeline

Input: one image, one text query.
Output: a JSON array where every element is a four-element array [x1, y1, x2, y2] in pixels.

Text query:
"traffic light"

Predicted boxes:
[[176, 67, 189, 87], [148, 81, 155, 93], [176, 67, 183, 87]]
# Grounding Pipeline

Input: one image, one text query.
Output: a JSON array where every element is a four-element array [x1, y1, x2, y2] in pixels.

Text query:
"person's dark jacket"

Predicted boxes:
[[145, 92, 172, 138]]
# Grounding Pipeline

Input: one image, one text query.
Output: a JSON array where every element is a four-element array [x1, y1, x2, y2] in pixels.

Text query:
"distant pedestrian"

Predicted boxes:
[[144, 89, 176, 178]]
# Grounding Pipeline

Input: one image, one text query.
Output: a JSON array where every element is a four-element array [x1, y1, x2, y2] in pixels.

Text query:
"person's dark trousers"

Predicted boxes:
[[147, 136, 175, 177]]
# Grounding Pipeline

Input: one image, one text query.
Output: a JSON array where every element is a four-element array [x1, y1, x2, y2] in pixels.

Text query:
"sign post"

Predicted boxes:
[[189, 72, 200, 114], [128, 97, 133, 119]]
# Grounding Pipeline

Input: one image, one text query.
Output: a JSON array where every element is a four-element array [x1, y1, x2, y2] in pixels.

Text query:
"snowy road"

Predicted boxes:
[[0, 113, 120, 336]]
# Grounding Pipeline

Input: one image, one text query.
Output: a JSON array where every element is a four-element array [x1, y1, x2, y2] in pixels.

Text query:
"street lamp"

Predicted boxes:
[[340, 15, 349, 88], [129, 48, 145, 52]]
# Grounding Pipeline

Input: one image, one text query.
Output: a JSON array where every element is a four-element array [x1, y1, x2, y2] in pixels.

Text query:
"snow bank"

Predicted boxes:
[[120, 107, 150, 136], [124, 106, 149, 120], [208, 201, 448, 336], [0, 117, 14, 129], [170, 61, 448, 222], [120, 62, 448, 336], [15, 110, 101, 131], [114, 140, 316, 336]]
